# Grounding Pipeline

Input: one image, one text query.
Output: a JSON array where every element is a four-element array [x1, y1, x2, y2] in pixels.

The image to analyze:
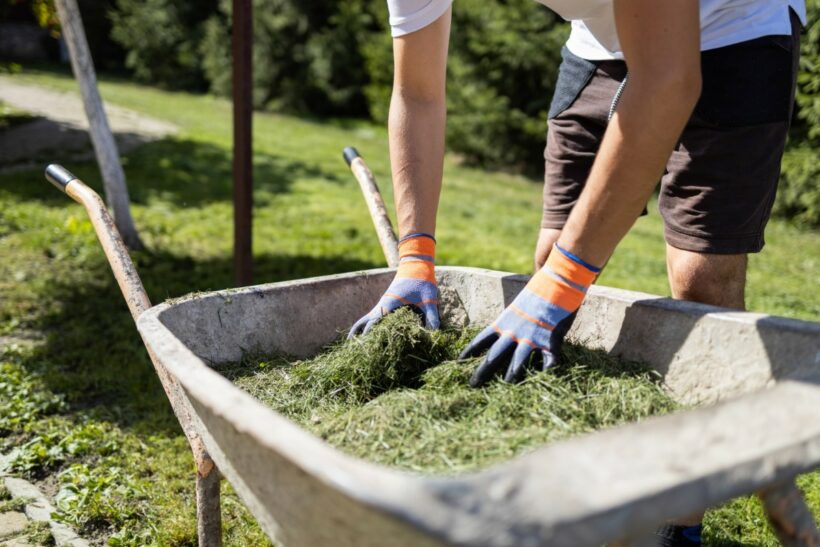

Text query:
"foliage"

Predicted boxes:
[[30, 0, 59, 35], [794, 0, 820, 143], [109, 0, 217, 90], [0, 361, 66, 434], [773, 1, 820, 227], [447, 0, 567, 172], [200, 0, 378, 115], [24, 521, 55, 546], [774, 144, 820, 227]]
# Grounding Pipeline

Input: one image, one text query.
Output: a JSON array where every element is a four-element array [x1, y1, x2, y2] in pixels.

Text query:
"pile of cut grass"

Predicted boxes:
[[217, 308, 679, 474]]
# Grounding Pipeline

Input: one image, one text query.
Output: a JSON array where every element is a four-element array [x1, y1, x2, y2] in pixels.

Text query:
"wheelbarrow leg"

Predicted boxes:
[[44, 165, 225, 545], [197, 469, 223, 546], [759, 479, 820, 546]]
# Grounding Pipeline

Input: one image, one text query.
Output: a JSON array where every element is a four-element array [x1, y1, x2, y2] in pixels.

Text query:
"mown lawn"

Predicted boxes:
[[0, 67, 817, 545]]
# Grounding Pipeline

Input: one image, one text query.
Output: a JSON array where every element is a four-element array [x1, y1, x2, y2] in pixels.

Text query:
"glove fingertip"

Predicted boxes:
[[362, 317, 381, 335], [425, 310, 441, 331], [469, 365, 489, 388], [458, 327, 497, 361], [541, 350, 558, 370], [347, 318, 366, 339]]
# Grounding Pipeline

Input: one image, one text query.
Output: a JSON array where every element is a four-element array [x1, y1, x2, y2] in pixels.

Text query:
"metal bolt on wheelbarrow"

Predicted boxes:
[[45, 159, 820, 547]]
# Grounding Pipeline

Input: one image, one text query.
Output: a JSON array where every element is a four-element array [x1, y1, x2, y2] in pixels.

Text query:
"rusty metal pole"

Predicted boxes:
[[233, 0, 253, 286]]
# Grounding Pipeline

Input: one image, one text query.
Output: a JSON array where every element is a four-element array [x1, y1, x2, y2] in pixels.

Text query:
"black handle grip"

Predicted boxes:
[[45, 164, 77, 192], [343, 147, 360, 167]]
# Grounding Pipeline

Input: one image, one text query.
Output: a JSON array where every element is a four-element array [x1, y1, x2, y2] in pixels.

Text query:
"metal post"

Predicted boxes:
[[232, 0, 253, 286]]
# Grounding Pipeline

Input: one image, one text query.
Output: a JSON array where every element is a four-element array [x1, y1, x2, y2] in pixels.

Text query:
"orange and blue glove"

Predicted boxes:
[[460, 243, 601, 386], [348, 233, 440, 337]]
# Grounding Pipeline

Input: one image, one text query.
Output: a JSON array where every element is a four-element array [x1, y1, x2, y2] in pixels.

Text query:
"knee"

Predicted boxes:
[[667, 248, 747, 309]]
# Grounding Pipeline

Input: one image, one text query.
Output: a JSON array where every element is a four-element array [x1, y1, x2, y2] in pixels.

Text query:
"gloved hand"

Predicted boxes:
[[348, 233, 440, 337], [460, 243, 601, 386]]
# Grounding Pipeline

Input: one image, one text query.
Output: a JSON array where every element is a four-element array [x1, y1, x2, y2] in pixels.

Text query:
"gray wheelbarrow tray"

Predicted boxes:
[[44, 164, 819, 547]]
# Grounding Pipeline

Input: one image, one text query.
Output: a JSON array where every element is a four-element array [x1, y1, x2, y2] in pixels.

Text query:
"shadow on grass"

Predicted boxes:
[[0, 137, 345, 207], [13, 248, 378, 435]]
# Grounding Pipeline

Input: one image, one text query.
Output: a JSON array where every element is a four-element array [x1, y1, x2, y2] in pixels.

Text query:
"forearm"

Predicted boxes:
[[388, 93, 446, 237], [558, 0, 701, 267], [559, 75, 700, 264], [387, 6, 450, 240]]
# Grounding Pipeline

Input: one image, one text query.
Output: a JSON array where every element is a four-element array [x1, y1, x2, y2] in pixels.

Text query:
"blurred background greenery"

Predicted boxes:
[[3, 0, 818, 226]]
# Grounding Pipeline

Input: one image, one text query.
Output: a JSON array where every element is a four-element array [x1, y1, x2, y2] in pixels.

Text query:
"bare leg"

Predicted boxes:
[[664, 245, 748, 530], [666, 245, 747, 309]]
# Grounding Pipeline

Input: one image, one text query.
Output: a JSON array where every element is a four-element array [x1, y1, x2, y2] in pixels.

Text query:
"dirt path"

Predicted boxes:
[[0, 75, 177, 171]]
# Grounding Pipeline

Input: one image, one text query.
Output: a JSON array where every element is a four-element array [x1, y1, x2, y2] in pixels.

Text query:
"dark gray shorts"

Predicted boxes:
[[541, 10, 801, 254]]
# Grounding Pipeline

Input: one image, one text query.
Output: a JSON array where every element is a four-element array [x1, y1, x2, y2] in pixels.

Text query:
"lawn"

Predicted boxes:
[[0, 67, 817, 545]]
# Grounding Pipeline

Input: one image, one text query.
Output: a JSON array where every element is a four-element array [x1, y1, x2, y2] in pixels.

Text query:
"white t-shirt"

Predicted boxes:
[[386, 0, 807, 60]]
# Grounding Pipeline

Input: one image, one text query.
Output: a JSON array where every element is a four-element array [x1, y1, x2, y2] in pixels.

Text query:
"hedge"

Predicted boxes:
[[99, 0, 816, 226]]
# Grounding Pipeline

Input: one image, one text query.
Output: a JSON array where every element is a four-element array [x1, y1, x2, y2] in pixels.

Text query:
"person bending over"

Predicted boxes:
[[350, 1, 804, 544]]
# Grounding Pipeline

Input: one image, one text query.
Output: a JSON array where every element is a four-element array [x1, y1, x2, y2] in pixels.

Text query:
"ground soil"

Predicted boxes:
[[0, 75, 177, 173]]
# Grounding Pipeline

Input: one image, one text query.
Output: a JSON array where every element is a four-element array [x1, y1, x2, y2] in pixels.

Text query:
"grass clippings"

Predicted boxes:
[[217, 308, 679, 474]]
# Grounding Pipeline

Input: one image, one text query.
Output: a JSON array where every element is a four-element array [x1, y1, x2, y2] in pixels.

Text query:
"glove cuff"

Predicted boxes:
[[396, 234, 436, 283], [550, 243, 600, 286], [525, 244, 598, 313], [398, 233, 436, 261]]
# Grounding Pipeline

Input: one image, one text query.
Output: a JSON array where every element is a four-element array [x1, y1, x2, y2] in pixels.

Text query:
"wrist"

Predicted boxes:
[[396, 234, 436, 283]]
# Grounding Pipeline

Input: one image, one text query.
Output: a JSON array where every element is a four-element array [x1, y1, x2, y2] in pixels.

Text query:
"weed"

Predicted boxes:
[[0, 495, 30, 513], [25, 520, 55, 546]]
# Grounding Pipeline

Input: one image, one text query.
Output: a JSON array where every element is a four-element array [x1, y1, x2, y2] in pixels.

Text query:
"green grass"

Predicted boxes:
[[0, 65, 817, 545], [218, 309, 680, 474]]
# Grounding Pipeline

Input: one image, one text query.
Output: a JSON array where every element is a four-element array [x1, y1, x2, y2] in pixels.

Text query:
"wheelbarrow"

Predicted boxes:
[[43, 156, 820, 546]]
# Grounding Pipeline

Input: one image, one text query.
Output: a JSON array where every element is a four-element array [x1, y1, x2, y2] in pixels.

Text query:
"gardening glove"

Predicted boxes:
[[348, 233, 439, 338], [460, 243, 601, 387]]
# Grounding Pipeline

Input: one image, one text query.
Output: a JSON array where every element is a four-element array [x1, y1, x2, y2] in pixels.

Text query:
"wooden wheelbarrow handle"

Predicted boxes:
[[343, 147, 400, 267], [44, 164, 223, 547]]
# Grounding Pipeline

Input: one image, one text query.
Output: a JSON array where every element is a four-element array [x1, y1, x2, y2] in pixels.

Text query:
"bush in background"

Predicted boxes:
[[200, 0, 377, 115], [777, 4, 820, 228], [109, 0, 217, 90], [31, 0, 820, 226], [777, 145, 820, 228]]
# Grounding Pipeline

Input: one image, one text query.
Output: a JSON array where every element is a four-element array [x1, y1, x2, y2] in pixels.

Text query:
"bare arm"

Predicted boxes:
[[389, 7, 451, 238], [558, 0, 701, 266]]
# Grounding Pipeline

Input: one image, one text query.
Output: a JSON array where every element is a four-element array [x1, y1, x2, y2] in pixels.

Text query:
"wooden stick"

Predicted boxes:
[[53, 0, 144, 250], [759, 480, 820, 546], [343, 147, 400, 267], [45, 164, 222, 547]]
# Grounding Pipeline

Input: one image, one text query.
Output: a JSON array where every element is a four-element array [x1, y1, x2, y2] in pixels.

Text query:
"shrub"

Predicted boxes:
[[774, 144, 820, 228], [105, 0, 818, 224], [200, 0, 378, 115], [793, 1, 820, 144], [109, 0, 218, 90]]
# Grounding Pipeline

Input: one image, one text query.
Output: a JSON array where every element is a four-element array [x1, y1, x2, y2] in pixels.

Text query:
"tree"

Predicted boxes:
[[54, 0, 144, 249]]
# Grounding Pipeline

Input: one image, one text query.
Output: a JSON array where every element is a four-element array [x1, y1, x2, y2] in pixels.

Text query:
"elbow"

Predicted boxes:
[[671, 67, 702, 111], [392, 85, 446, 109], [631, 63, 702, 115]]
